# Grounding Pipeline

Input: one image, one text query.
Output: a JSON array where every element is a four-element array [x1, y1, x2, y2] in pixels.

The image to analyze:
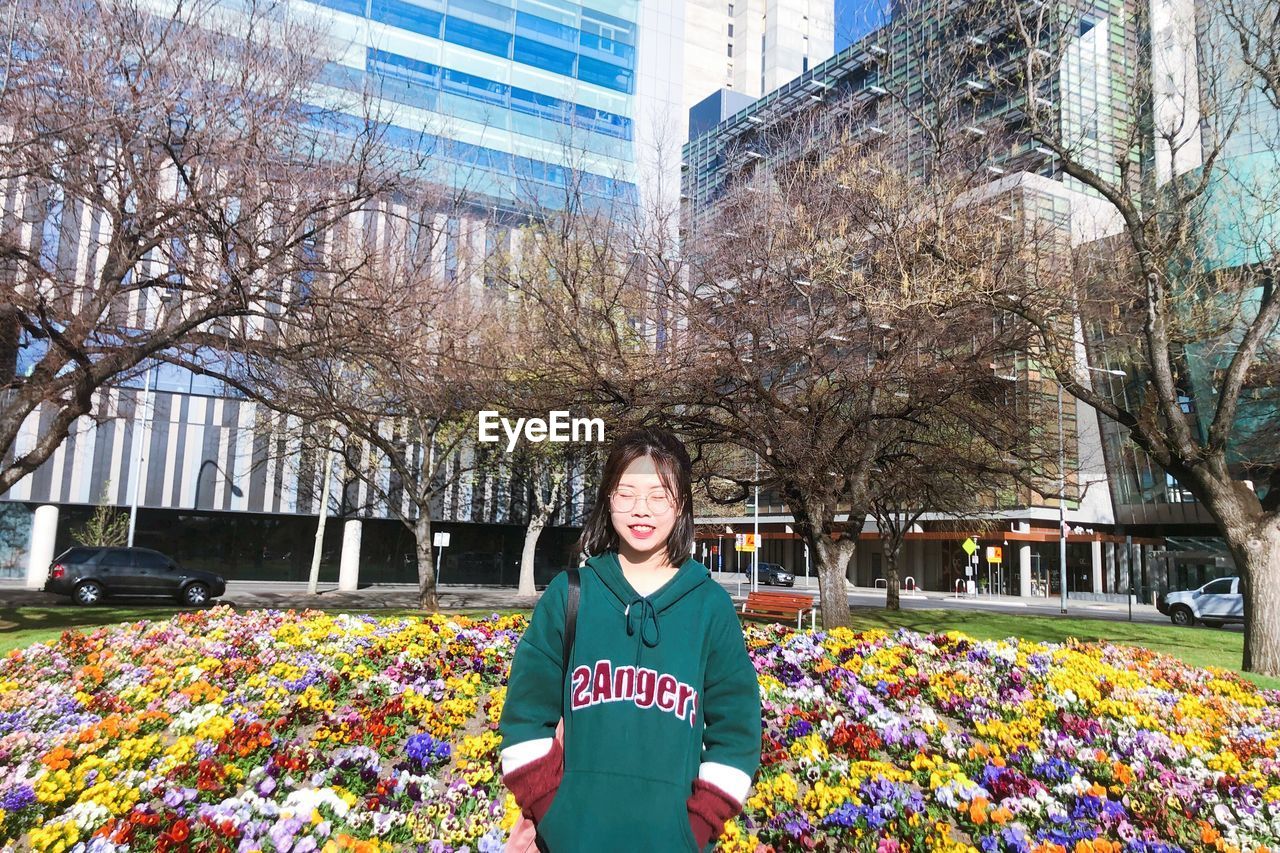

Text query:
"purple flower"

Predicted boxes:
[[406, 733, 452, 769], [1, 784, 35, 812], [787, 720, 814, 741]]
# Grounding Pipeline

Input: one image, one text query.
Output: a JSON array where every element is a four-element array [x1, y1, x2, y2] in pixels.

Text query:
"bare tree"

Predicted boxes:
[[489, 144, 659, 588], [213, 188, 502, 609], [870, 416, 1021, 608], [667, 103, 1035, 628], [0, 0, 406, 494], [987, 0, 1280, 673]]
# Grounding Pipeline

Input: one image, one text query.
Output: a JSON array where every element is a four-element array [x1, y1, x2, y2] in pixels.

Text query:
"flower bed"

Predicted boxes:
[[0, 607, 1277, 852]]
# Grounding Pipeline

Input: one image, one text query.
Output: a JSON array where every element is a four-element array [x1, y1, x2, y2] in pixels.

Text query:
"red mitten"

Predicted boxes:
[[502, 738, 564, 823], [686, 778, 741, 848]]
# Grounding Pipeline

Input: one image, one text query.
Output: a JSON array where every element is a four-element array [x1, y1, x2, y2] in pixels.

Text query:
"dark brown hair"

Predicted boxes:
[[577, 426, 695, 566]]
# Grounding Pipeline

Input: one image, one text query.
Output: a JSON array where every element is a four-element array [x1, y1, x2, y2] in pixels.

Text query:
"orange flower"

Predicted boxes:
[[968, 797, 989, 825], [990, 806, 1014, 825], [41, 746, 74, 770]]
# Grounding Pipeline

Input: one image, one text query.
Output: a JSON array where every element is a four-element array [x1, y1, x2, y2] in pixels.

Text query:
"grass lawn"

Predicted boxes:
[[3, 603, 1278, 691]]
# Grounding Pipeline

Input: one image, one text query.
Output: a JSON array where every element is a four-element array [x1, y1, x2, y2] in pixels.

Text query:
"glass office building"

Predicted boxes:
[[308, 0, 643, 209]]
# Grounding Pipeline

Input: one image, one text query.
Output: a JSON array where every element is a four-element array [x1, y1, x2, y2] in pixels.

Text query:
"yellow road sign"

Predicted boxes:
[[962, 537, 978, 556]]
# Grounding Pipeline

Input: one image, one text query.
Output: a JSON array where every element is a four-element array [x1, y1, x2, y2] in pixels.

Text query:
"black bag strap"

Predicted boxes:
[[562, 568, 580, 676]]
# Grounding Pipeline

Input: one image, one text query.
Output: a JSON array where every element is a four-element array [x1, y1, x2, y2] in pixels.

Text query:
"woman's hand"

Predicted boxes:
[[503, 737, 564, 823], [686, 778, 741, 848]]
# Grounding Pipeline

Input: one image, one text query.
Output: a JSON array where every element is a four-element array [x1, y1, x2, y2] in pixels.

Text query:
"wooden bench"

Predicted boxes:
[[739, 591, 817, 631]]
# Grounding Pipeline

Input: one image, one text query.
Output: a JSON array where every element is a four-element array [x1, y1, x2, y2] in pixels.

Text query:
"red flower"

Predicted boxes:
[[170, 820, 191, 842]]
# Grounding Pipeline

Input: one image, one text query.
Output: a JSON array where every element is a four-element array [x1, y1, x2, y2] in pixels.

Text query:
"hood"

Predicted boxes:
[[582, 550, 713, 670]]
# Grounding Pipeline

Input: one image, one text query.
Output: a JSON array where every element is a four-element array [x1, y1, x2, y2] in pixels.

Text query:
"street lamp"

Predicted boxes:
[[1057, 366, 1126, 614], [751, 454, 760, 593], [194, 458, 243, 510]]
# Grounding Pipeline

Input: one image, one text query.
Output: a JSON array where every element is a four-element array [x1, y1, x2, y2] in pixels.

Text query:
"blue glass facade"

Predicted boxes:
[[307, 0, 639, 208]]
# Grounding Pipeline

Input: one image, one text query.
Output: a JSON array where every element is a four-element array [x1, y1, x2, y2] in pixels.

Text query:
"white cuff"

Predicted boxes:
[[697, 761, 752, 804], [501, 738, 555, 775]]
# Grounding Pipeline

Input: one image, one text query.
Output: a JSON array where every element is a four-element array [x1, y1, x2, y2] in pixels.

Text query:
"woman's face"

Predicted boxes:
[[610, 455, 677, 560]]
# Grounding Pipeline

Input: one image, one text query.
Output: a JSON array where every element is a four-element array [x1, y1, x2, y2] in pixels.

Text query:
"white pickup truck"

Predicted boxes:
[[1156, 576, 1243, 627]]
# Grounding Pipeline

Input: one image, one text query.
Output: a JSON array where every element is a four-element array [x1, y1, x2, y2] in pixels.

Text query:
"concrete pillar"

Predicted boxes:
[[338, 519, 362, 592], [1140, 545, 1153, 604], [911, 539, 924, 590], [1091, 540, 1103, 594], [25, 505, 60, 590], [1019, 543, 1032, 597], [1104, 543, 1117, 594], [1119, 542, 1132, 595], [1012, 521, 1031, 597]]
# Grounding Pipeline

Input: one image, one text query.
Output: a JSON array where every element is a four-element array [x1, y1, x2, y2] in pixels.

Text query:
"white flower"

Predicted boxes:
[[282, 787, 351, 819], [65, 801, 111, 832]]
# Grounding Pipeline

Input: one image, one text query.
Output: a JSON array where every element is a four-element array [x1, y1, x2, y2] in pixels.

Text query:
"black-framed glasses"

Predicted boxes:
[[609, 490, 674, 513]]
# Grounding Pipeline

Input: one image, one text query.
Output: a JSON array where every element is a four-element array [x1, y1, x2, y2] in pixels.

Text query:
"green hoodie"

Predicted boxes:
[[500, 550, 762, 853]]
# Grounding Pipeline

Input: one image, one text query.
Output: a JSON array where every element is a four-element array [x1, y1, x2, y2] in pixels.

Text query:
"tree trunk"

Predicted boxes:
[[518, 514, 548, 597], [883, 534, 903, 611], [518, 473, 562, 597], [809, 534, 856, 629], [414, 513, 439, 611], [1224, 520, 1280, 676], [1197, 476, 1280, 676]]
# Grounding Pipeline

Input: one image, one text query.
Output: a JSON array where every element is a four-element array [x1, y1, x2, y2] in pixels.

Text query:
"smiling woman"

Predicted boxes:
[[498, 426, 762, 853]]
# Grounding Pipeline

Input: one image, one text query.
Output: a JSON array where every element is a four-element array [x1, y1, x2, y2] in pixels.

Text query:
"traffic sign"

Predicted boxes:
[[735, 534, 759, 552], [962, 537, 978, 556], [985, 546, 1002, 563]]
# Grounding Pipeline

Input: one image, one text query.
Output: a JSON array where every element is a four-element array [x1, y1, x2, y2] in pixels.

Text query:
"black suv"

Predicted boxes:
[[753, 562, 795, 587], [44, 547, 226, 606]]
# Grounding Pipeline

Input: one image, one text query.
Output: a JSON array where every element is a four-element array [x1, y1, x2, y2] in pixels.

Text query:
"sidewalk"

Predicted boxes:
[[0, 579, 536, 611], [709, 573, 1162, 617], [0, 576, 1161, 618]]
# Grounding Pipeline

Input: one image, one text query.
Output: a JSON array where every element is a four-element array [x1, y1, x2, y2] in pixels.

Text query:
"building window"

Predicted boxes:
[[727, 42, 733, 57], [728, 23, 733, 37], [727, 3, 733, 14]]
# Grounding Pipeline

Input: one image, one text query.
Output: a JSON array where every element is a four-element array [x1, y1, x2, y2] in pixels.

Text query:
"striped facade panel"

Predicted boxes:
[[1, 391, 319, 518]]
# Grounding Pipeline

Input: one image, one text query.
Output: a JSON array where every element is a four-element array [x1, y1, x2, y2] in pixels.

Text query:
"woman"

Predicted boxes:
[[499, 426, 762, 852]]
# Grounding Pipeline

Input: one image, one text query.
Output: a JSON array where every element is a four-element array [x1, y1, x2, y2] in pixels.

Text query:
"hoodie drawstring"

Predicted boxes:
[[624, 597, 661, 671]]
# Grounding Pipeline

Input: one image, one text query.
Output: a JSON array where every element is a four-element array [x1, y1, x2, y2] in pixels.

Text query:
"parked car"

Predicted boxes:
[[751, 562, 795, 587], [1158, 576, 1242, 627], [44, 547, 226, 606]]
